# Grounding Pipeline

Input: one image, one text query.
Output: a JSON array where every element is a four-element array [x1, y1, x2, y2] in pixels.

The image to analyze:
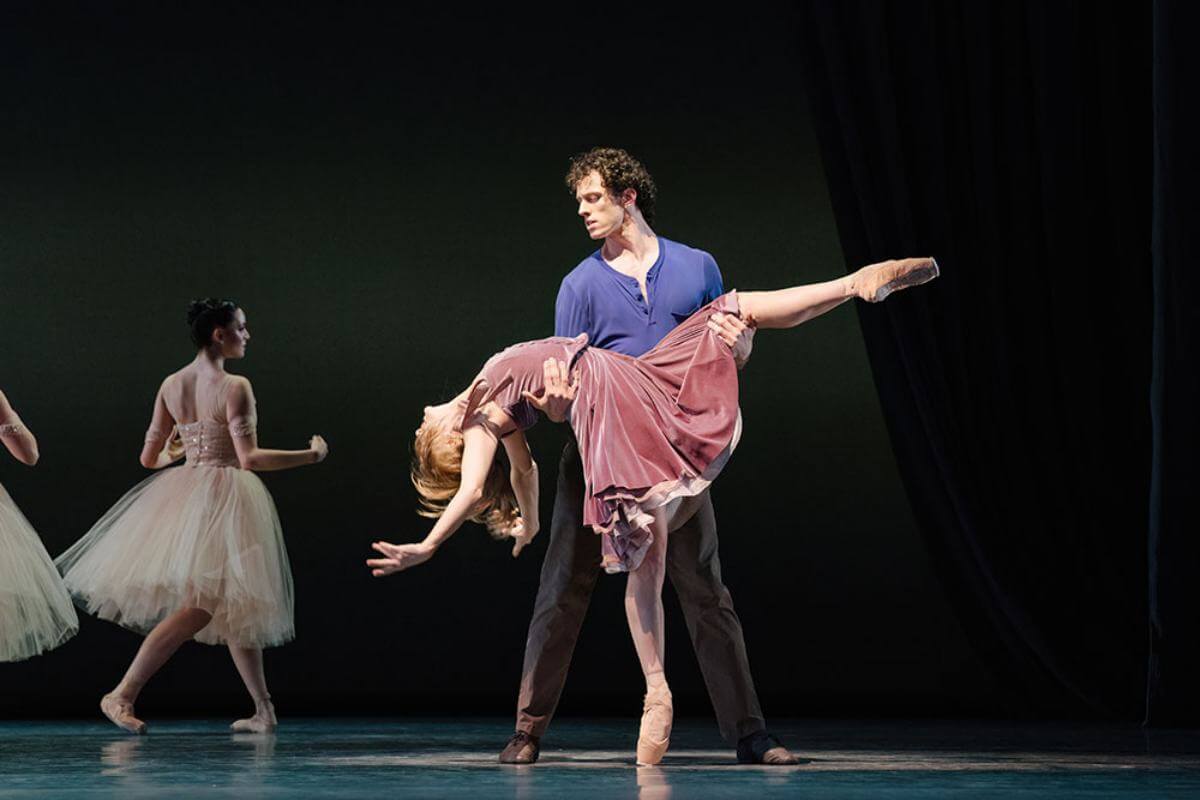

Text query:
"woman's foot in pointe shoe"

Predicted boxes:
[[851, 257, 939, 302], [231, 699, 277, 733], [100, 693, 147, 735], [636, 685, 673, 766]]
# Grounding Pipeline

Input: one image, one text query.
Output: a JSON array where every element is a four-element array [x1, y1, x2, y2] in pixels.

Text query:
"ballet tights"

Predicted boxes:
[[625, 513, 670, 689], [111, 607, 213, 703], [108, 606, 276, 732]]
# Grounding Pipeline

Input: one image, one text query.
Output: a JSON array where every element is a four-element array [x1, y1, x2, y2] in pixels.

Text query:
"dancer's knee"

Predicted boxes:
[[629, 550, 667, 595], [179, 607, 213, 635]]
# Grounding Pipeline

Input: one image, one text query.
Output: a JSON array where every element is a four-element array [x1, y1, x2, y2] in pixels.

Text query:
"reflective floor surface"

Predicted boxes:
[[1, 718, 1198, 798]]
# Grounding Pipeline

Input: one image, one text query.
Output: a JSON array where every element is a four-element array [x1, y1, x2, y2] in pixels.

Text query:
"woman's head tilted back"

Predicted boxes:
[[187, 298, 248, 357], [411, 399, 519, 538]]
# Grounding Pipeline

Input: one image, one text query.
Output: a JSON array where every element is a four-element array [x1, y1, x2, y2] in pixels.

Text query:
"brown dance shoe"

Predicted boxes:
[[852, 257, 940, 302], [736, 731, 805, 765], [499, 731, 541, 764]]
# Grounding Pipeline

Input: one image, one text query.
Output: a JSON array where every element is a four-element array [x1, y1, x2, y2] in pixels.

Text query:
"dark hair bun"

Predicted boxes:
[[187, 298, 239, 349], [186, 299, 210, 326]]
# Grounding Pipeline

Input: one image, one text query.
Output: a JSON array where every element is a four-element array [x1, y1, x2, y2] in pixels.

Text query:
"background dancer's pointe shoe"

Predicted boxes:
[[853, 257, 940, 302], [636, 685, 673, 766], [230, 700, 278, 733], [100, 693, 146, 735], [499, 731, 541, 764]]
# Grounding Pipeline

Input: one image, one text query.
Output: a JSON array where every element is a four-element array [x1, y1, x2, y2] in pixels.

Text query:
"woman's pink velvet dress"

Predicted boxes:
[[462, 292, 743, 573]]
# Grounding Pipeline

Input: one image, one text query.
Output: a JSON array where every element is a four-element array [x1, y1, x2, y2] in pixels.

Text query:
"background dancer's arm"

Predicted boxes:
[[140, 382, 183, 469], [0, 390, 39, 466], [225, 376, 328, 471], [502, 431, 539, 557], [369, 424, 499, 575]]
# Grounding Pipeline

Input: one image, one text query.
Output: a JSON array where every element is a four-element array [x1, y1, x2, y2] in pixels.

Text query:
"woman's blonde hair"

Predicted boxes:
[[411, 422, 519, 538]]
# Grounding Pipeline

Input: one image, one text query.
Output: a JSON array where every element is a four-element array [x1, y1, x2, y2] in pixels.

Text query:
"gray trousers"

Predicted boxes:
[[515, 437, 766, 744]]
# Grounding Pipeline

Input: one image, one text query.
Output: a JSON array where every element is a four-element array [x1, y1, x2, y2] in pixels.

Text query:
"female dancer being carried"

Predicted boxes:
[[57, 299, 328, 735], [368, 257, 938, 765], [0, 390, 78, 661]]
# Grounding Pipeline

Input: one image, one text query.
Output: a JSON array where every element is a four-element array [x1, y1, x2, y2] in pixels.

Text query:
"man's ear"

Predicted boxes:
[[621, 187, 638, 209]]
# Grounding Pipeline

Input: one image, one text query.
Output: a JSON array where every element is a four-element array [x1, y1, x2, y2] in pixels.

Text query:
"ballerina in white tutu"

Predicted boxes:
[[56, 299, 328, 735], [0, 390, 78, 662]]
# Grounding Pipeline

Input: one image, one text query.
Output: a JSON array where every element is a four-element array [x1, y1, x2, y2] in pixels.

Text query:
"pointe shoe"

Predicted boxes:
[[230, 700, 278, 734], [853, 257, 940, 302], [100, 693, 147, 735], [636, 685, 673, 766]]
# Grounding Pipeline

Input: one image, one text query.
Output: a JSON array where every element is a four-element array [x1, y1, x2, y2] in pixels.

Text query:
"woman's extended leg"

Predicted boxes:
[[229, 645, 277, 733], [739, 257, 937, 329], [625, 511, 672, 765], [102, 607, 214, 734]]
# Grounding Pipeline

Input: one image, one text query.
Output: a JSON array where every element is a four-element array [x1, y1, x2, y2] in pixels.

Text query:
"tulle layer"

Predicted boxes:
[[0, 486, 79, 662], [56, 465, 294, 648]]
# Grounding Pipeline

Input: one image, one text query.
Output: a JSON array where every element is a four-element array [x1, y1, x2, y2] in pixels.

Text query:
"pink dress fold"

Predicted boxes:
[[462, 292, 743, 572]]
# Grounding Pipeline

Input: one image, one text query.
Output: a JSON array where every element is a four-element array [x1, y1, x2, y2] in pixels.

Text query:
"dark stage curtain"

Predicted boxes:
[[1146, 0, 1200, 725], [797, 1, 1153, 717]]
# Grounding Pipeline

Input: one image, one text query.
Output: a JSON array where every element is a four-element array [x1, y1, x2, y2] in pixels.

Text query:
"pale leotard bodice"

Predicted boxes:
[[147, 373, 257, 468], [174, 421, 245, 467]]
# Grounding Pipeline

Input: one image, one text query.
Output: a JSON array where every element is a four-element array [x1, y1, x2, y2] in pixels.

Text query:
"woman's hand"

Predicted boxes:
[[162, 428, 185, 464], [309, 435, 329, 463], [522, 359, 579, 422], [367, 540, 435, 576], [501, 517, 539, 557]]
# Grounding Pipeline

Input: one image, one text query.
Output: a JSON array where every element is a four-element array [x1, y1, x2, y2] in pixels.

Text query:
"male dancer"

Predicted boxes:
[[500, 147, 798, 765]]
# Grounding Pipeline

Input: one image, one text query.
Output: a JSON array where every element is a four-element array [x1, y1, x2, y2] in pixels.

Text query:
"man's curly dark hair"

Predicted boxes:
[[565, 147, 658, 226]]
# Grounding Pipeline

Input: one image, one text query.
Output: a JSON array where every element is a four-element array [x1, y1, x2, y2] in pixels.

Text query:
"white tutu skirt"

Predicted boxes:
[[56, 465, 294, 648], [0, 485, 79, 662]]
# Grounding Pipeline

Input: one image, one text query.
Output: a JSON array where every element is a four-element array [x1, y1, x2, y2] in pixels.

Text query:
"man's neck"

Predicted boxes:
[[601, 215, 658, 271]]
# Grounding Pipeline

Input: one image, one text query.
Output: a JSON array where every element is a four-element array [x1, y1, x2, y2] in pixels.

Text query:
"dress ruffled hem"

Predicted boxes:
[[592, 412, 742, 573]]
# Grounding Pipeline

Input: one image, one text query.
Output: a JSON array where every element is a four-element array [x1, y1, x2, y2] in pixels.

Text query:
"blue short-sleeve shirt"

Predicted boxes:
[[554, 237, 724, 357]]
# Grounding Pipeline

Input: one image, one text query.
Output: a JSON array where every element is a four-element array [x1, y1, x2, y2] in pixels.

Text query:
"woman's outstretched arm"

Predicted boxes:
[[501, 430, 539, 557], [0, 389, 38, 466], [225, 376, 328, 471], [368, 424, 499, 576]]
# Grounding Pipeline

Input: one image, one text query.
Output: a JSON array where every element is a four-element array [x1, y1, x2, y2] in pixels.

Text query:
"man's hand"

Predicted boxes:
[[522, 359, 579, 422], [708, 312, 756, 369], [367, 540, 436, 577]]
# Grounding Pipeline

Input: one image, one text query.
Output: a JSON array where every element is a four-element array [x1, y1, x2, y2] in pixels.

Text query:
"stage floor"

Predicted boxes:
[[1, 718, 1197, 798]]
